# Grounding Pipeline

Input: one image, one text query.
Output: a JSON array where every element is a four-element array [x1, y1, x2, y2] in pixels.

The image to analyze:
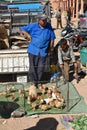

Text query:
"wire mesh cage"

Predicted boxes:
[[20, 80, 81, 115], [57, 80, 81, 112], [0, 79, 81, 117], [0, 82, 25, 118]]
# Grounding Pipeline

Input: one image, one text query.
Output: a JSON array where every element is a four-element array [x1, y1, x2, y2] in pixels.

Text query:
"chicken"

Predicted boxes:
[[31, 102, 37, 111], [28, 85, 37, 101], [39, 104, 49, 111], [54, 99, 64, 108], [10, 93, 15, 100]]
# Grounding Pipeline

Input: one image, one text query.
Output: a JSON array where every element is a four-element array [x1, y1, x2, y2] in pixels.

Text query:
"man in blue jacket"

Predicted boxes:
[[19, 14, 56, 86]]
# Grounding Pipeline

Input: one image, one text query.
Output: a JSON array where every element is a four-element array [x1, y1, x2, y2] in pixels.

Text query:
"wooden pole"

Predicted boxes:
[[81, 0, 84, 14], [76, 0, 79, 26]]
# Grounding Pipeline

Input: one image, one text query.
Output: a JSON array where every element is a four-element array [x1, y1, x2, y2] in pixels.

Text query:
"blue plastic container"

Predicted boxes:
[[79, 49, 87, 66]]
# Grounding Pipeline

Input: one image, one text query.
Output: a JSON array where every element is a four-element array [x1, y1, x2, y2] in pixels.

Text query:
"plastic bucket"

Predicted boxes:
[[79, 49, 87, 66]]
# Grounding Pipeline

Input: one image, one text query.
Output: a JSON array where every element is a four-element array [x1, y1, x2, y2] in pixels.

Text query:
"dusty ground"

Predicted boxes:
[[0, 74, 87, 130], [0, 25, 87, 130], [0, 114, 65, 130]]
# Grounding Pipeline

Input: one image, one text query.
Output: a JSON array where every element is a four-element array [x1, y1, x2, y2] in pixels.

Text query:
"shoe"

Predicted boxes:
[[78, 71, 86, 76]]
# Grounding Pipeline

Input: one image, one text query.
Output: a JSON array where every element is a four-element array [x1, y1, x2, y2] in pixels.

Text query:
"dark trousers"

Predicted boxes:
[[63, 60, 81, 81], [57, 18, 62, 28], [28, 53, 46, 85]]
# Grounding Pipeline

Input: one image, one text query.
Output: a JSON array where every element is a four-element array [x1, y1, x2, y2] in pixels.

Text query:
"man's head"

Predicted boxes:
[[38, 14, 47, 27], [60, 38, 67, 50]]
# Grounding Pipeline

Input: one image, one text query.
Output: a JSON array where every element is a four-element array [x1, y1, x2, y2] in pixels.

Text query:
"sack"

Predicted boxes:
[[11, 109, 26, 118], [0, 25, 8, 38], [0, 25, 9, 49], [0, 38, 9, 49]]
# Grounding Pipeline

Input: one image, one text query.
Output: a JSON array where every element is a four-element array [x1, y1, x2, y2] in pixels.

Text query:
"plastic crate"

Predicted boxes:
[[79, 49, 87, 66]]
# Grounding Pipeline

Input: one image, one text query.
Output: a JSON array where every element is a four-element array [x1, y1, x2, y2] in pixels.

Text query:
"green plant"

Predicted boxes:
[[71, 115, 87, 130]]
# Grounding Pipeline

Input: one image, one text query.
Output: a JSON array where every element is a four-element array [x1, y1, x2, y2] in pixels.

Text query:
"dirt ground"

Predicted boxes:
[[0, 114, 65, 130], [0, 27, 87, 130]]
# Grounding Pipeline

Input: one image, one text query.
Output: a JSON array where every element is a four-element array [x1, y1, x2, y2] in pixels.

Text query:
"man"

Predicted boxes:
[[67, 7, 72, 23], [58, 38, 82, 83], [19, 14, 56, 86], [55, 9, 63, 29]]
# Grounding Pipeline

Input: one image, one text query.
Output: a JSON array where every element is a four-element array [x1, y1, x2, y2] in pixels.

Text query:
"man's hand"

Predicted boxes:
[[60, 64, 64, 69], [48, 47, 54, 56], [19, 30, 32, 41], [27, 34, 32, 41]]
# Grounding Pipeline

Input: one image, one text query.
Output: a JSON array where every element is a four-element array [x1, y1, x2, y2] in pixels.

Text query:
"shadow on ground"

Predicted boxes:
[[24, 117, 59, 130], [0, 101, 19, 118]]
